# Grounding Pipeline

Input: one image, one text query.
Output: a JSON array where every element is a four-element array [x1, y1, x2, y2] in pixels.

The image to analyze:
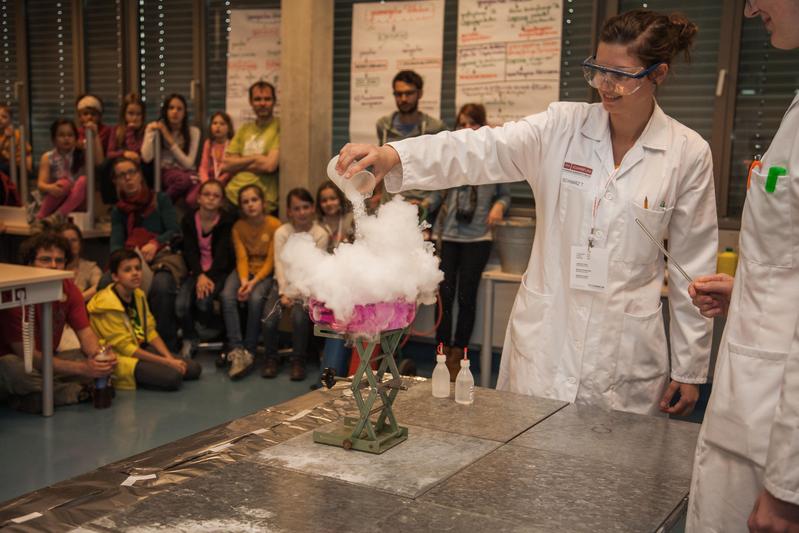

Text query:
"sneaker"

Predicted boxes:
[[290, 360, 307, 381], [179, 339, 197, 360], [222, 346, 242, 370], [261, 357, 280, 379], [228, 348, 255, 380]]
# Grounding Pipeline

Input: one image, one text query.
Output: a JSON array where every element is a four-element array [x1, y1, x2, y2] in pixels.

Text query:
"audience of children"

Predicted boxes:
[[108, 157, 184, 351], [186, 112, 233, 208], [88, 248, 201, 391], [0, 232, 116, 413], [141, 93, 201, 203], [262, 188, 329, 381], [219, 184, 281, 379], [176, 179, 235, 359], [1, 93, 517, 417], [36, 119, 98, 220]]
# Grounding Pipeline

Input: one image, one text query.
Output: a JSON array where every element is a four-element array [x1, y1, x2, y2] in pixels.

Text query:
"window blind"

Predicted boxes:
[[26, 0, 75, 160], [84, 0, 123, 127]]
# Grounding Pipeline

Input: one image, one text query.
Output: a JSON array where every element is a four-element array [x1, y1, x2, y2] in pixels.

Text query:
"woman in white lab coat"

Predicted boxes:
[[687, 1, 799, 531], [338, 9, 718, 417]]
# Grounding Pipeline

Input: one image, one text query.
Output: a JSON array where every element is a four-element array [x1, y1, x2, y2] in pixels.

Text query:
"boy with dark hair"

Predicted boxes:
[[88, 249, 201, 391], [0, 232, 116, 413]]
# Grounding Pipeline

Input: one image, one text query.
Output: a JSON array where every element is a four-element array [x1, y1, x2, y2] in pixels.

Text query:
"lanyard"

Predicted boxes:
[[589, 167, 619, 248]]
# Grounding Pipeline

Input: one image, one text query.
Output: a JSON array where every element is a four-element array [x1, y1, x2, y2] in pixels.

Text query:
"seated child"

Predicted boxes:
[[219, 184, 281, 379], [186, 112, 233, 208], [36, 119, 101, 219], [261, 188, 329, 381], [88, 249, 201, 391]]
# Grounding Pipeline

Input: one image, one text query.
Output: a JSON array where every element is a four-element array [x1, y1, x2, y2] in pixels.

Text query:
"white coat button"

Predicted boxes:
[[604, 192, 614, 201], [574, 340, 583, 350], [567, 377, 577, 384], [594, 230, 604, 239]]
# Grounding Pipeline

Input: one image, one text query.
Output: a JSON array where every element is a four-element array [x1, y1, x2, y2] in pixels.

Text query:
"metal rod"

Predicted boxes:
[[42, 301, 54, 417], [634, 218, 693, 283], [153, 130, 162, 192], [85, 128, 95, 230]]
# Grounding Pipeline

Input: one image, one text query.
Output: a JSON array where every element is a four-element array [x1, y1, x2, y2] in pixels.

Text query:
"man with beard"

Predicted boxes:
[[223, 81, 281, 211], [374, 70, 447, 208]]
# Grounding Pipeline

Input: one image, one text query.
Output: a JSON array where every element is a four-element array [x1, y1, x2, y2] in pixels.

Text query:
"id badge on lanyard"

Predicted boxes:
[[569, 167, 617, 292]]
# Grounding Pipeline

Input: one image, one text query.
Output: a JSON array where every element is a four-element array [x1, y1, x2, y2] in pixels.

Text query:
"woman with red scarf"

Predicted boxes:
[[108, 157, 182, 351]]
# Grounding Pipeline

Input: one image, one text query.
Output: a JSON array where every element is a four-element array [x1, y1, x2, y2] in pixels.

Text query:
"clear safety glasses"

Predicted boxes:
[[582, 56, 662, 96]]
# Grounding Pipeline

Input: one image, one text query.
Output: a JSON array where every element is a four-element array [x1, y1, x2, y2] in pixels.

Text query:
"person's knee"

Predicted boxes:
[[161, 368, 184, 391]]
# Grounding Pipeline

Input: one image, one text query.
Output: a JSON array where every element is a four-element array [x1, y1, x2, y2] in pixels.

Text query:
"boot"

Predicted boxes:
[[290, 359, 307, 381], [446, 346, 463, 382], [261, 357, 280, 379]]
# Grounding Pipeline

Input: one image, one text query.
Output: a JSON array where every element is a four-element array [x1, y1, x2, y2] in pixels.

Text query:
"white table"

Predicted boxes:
[[479, 268, 522, 388], [0, 264, 73, 416]]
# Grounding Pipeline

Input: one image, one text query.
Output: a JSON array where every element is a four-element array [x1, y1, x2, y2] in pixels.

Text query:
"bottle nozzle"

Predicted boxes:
[[463, 347, 468, 360]]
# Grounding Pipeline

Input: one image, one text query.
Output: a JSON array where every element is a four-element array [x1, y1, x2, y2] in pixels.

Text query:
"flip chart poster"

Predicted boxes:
[[226, 10, 281, 129], [349, 1, 445, 144], [456, 0, 562, 124]]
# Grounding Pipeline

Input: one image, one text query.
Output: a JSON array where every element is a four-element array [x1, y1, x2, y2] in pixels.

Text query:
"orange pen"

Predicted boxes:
[[643, 196, 648, 209], [747, 156, 762, 190]]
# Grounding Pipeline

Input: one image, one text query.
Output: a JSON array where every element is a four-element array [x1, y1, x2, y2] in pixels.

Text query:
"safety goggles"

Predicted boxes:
[[582, 56, 662, 96]]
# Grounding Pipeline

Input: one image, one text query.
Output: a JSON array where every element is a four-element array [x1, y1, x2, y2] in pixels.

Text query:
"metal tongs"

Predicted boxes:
[[634, 218, 693, 283]]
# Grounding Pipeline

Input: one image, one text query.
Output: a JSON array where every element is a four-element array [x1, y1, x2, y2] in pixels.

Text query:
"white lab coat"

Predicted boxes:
[[386, 101, 717, 415], [687, 94, 799, 532]]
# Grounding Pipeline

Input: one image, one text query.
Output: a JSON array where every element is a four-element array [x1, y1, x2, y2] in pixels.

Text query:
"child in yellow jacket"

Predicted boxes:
[[88, 249, 201, 390]]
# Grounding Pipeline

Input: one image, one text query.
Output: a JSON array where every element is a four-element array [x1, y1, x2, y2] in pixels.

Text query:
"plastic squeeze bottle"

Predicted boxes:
[[454, 348, 474, 405], [716, 247, 738, 277], [432, 342, 450, 398]]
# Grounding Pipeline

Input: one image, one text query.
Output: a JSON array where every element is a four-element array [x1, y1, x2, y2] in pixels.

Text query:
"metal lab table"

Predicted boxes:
[[0, 381, 699, 532], [0, 263, 72, 417]]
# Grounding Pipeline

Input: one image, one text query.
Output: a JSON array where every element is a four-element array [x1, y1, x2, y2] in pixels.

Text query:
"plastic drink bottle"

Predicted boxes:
[[93, 343, 113, 409], [432, 343, 450, 398], [455, 351, 474, 405]]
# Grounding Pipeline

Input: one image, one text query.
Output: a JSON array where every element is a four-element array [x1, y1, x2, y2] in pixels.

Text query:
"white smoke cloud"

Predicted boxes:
[[281, 197, 443, 323]]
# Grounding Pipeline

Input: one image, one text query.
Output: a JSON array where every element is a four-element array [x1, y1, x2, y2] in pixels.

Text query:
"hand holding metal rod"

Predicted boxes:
[[634, 218, 693, 283]]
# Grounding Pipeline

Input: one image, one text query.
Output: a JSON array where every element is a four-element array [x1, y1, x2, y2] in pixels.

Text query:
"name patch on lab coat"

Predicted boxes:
[[563, 162, 593, 176], [570, 246, 608, 292]]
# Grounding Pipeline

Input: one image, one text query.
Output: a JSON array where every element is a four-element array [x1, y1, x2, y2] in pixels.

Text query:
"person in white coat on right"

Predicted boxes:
[[686, 1, 799, 532]]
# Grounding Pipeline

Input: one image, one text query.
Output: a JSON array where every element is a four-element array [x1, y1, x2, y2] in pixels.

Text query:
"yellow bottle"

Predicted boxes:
[[717, 247, 738, 277]]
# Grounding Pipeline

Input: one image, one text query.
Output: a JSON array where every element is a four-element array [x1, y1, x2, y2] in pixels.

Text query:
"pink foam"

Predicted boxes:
[[309, 299, 416, 336]]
